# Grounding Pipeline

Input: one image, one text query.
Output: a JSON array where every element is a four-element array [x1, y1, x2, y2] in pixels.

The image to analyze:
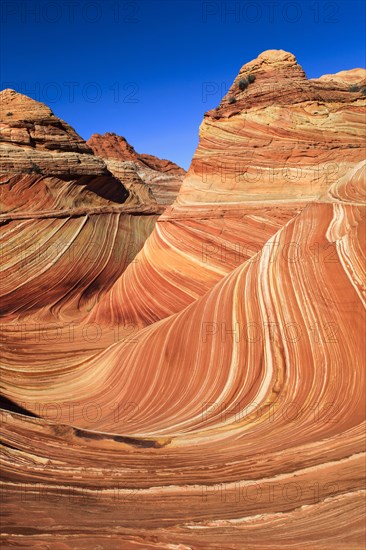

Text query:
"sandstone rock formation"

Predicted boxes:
[[90, 49, 366, 327], [87, 131, 186, 205], [1, 51, 365, 549], [0, 89, 160, 320]]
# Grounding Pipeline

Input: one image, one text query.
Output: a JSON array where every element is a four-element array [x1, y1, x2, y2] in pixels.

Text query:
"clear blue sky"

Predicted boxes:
[[1, 0, 365, 169]]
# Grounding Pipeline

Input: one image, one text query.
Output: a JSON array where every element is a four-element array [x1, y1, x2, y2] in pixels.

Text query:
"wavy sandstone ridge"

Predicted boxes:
[[1, 51, 366, 548]]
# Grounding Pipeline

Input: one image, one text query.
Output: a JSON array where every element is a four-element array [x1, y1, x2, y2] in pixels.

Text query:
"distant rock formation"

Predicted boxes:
[[87, 131, 185, 205]]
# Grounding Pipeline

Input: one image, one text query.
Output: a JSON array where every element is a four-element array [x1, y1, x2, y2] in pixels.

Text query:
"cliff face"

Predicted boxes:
[[1, 51, 366, 549], [87, 131, 186, 205], [180, 49, 365, 204]]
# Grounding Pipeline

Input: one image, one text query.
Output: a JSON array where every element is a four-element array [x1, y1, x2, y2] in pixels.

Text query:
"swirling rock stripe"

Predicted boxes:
[[3, 202, 364, 438], [0, 212, 157, 319], [90, 203, 304, 326], [1, 202, 364, 548]]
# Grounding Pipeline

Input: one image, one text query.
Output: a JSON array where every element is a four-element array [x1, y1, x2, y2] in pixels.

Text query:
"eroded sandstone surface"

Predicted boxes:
[[1, 51, 365, 549]]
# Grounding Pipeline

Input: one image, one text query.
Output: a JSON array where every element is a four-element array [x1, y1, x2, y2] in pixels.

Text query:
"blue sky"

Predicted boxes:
[[1, 0, 365, 168]]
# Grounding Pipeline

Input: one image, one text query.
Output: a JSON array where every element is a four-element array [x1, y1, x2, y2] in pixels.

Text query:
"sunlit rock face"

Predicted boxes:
[[87, 132, 186, 205], [180, 49, 365, 205], [1, 51, 366, 549], [89, 50, 366, 327]]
